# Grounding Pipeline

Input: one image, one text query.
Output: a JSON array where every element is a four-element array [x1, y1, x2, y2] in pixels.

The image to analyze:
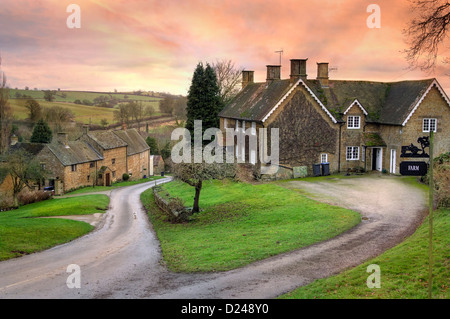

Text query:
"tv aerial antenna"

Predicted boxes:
[[275, 49, 283, 66], [329, 66, 339, 73]]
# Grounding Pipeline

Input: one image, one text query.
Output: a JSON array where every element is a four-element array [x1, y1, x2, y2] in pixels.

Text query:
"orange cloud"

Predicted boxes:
[[1, 0, 449, 95]]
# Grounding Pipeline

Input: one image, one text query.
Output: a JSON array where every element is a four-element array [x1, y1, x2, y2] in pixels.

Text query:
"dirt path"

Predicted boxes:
[[0, 175, 427, 299]]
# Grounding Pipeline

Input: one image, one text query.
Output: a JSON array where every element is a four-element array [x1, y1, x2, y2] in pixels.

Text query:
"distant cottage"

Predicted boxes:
[[219, 58, 450, 178], [8, 126, 151, 195]]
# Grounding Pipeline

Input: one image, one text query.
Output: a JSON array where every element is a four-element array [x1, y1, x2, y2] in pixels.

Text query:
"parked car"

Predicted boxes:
[[44, 186, 55, 195]]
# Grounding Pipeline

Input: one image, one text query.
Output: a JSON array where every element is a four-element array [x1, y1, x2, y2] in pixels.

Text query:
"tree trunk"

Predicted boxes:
[[193, 180, 202, 213], [13, 193, 19, 208]]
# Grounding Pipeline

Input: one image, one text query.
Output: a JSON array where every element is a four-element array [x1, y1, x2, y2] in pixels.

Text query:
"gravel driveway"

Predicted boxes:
[[0, 175, 427, 299]]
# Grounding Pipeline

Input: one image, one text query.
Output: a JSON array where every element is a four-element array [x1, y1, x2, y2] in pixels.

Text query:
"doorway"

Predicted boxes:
[[390, 149, 396, 174], [105, 173, 111, 186], [371, 148, 383, 172]]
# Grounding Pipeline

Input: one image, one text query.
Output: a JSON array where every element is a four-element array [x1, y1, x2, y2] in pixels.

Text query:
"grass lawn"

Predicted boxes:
[[141, 179, 361, 272], [67, 176, 166, 195], [279, 207, 449, 299], [0, 194, 109, 261]]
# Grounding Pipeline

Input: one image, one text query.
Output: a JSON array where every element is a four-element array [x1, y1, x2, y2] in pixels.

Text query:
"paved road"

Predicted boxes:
[[0, 175, 427, 299]]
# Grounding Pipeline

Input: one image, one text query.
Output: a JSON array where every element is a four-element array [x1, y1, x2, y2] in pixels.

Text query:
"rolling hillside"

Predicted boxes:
[[7, 89, 163, 125]]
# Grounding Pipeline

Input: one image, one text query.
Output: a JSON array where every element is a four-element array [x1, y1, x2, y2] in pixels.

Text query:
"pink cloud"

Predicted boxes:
[[1, 0, 450, 95]]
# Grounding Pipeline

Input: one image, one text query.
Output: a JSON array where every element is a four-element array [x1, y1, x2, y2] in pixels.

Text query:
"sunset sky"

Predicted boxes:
[[1, 0, 450, 95]]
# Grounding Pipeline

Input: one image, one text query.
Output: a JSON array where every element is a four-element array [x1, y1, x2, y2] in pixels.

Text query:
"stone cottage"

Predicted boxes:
[[219, 58, 450, 178], [77, 127, 128, 186], [2, 126, 153, 195], [112, 128, 151, 179], [8, 134, 103, 194]]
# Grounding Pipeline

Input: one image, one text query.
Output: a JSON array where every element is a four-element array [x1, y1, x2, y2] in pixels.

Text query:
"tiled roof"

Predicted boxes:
[[112, 129, 149, 155], [220, 78, 437, 125], [86, 130, 128, 150], [47, 141, 103, 166], [219, 80, 292, 121]]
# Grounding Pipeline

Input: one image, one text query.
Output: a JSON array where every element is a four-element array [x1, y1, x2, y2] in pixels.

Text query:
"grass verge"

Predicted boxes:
[[66, 176, 165, 195], [0, 194, 109, 261], [279, 207, 449, 299], [141, 179, 361, 272]]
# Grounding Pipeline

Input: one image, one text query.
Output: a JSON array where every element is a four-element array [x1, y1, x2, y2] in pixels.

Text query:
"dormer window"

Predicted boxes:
[[347, 116, 361, 129]]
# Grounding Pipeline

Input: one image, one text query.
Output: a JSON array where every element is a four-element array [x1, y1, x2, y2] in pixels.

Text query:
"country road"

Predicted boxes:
[[0, 175, 427, 299]]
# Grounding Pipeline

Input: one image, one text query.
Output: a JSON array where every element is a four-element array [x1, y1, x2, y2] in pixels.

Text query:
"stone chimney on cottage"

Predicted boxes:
[[57, 132, 69, 148], [266, 65, 281, 84], [317, 62, 329, 87], [83, 124, 89, 135], [242, 70, 254, 89], [122, 122, 127, 131], [290, 59, 308, 83]]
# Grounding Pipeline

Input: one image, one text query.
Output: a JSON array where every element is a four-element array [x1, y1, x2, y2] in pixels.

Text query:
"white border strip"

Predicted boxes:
[[343, 99, 368, 116], [262, 79, 337, 124]]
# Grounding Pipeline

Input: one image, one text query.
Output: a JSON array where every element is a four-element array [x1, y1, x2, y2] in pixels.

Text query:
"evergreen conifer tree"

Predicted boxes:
[[186, 62, 224, 140], [30, 119, 53, 143]]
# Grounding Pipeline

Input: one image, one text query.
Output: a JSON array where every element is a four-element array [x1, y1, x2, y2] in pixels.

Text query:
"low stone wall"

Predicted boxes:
[[153, 187, 191, 223]]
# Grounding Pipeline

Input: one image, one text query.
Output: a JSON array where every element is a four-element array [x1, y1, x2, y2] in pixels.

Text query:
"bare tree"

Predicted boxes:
[[172, 157, 235, 213], [404, 0, 450, 71], [42, 106, 75, 133], [0, 55, 12, 154], [113, 103, 131, 127], [25, 99, 42, 122], [129, 101, 145, 131], [1, 149, 46, 207], [212, 59, 244, 104]]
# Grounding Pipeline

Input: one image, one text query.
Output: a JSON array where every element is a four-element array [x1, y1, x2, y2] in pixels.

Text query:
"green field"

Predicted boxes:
[[141, 179, 361, 272], [8, 89, 162, 125], [0, 194, 109, 260]]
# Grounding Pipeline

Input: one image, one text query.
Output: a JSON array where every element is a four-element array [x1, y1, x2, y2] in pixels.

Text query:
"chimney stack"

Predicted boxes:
[[57, 132, 69, 148], [266, 65, 281, 84], [242, 70, 254, 89], [290, 59, 308, 83], [317, 62, 329, 87], [83, 124, 89, 135]]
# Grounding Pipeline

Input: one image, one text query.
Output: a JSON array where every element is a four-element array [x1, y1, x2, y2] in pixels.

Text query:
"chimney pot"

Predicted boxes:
[[290, 59, 308, 83], [266, 65, 281, 84], [57, 132, 69, 148], [242, 70, 254, 89], [317, 62, 329, 87]]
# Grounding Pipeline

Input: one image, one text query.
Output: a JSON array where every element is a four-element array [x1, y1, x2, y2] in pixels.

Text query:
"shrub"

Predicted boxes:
[[122, 173, 130, 181], [17, 190, 52, 206], [434, 152, 450, 208], [0, 193, 14, 211]]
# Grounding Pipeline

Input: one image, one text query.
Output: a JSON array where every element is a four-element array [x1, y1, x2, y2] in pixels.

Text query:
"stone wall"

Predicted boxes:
[[267, 89, 339, 175], [401, 86, 450, 158], [127, 150, 150, 179], [98, 147, 127, 183]]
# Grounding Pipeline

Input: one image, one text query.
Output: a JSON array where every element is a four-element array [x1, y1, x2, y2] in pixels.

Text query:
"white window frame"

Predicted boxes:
[[224, 118, 228, 128], [346, 146, 359, 160], [251, 122, 256, 135], [423, 118, 437, 132], [320, 153, 328, 163], [347, 116, 361, 129]]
